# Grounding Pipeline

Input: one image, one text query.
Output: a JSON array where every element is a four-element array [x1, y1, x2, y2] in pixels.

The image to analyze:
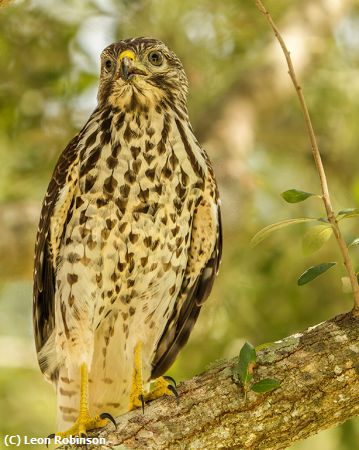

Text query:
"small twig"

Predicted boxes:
[[255, 0, 359, 312]]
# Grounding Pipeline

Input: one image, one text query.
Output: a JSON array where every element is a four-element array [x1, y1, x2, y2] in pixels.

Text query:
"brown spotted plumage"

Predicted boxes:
[[33, 37, 222, 430]]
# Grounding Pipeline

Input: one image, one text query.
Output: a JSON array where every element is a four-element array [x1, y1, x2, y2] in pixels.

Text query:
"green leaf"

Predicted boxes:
[[236, 342, 257, 385], [345, 214, 359, 220], [281, 189, 316, 203], [302, 225, 333, 255], [338, 208, 359, 215], [297, 262, 337, 286], [348, 238, 359, 248], [337, 208, 359, 219], [251, 378, 281, 393], [251, 218, 317, 247]]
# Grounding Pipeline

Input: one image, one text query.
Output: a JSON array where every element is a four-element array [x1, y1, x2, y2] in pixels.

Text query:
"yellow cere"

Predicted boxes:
[[119, 50, 136, 62]]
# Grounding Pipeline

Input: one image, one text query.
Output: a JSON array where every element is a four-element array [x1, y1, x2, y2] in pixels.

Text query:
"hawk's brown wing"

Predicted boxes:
[[33, 134, 80, 358], [151, 203, 222, 378]]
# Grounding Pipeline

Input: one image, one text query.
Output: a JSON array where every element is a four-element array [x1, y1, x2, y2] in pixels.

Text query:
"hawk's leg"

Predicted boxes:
[[50, 363, 116, 439], [128, 342, 145, 411], [128, 342, 178, 412]]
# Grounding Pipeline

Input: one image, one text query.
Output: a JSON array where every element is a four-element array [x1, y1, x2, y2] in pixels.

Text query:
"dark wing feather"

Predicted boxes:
[[151, 204, 222, 378], [33, 134, 80, 358]]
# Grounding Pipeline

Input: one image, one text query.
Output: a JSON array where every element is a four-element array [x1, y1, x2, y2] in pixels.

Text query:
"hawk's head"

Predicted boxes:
[[97, 37, 189, 111]]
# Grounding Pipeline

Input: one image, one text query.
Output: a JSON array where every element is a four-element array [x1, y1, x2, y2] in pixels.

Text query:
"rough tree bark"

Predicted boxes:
[[79, 311, 359, 450]]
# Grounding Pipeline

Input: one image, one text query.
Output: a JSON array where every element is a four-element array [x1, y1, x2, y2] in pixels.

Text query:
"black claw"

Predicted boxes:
[[100, 412, 117, 429], [164, 375, 177, 388], [46, 434, 55, 448], [167, 384, 179, 404], [138, 394, 145, 413]]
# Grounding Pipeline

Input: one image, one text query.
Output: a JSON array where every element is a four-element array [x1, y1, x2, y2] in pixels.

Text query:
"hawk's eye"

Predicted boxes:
[[105, 59, 114, 70], [148, 51, 163, 66]]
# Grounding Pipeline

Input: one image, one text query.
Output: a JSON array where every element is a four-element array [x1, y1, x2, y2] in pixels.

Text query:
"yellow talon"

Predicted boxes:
[[128, 342, 178, 411], [145, 376, 176, 402], [54, 414, 108, 439]]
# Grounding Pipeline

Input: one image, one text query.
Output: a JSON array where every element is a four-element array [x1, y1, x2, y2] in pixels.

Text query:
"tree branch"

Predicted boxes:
[[83, 312, 359, 450]]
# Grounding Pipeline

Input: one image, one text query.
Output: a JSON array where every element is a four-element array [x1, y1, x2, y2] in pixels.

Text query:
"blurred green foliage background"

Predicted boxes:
[[0, 0, 359, 448]]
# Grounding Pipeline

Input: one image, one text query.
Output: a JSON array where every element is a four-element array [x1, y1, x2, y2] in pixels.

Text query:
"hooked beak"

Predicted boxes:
[[120, 57, 132, 81], [119, 50, 146, 81]]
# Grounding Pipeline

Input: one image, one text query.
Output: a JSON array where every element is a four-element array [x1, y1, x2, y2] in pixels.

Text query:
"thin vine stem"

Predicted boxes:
[[255, 0, 359, 312]]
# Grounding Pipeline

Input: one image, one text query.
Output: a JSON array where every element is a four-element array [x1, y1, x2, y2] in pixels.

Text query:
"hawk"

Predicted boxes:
[[33, 37, 222, 438]]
